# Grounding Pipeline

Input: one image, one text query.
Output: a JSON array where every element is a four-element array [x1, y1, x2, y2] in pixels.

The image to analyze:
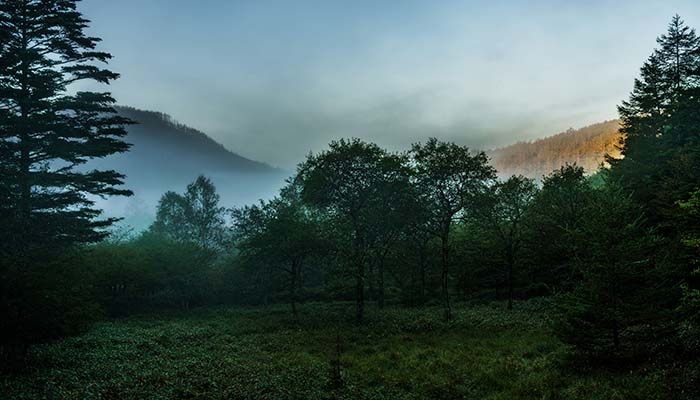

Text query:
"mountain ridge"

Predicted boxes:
[[96, 106, 623, 229], [115, 106, 279, 175], [488, 119, 622, 179], [90, 106, 287, 230]]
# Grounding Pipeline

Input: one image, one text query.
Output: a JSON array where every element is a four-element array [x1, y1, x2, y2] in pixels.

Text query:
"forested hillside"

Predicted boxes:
[[489, 120, 621, 178], [87, 107, 286, 229], [115, 106, 274, 174]]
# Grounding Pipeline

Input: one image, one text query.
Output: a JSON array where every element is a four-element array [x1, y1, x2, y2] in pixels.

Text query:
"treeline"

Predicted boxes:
[[1, 0, 699, 382], [71, 15, 700, 368], [489, 119, 622, 178]]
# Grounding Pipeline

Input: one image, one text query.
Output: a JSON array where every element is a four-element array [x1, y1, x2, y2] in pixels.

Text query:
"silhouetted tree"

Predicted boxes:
[[527, 165, 595, 292], [556, 183, 673, 360], [365, 155, 415, 308], [298, 139, 406, 322], [476, 175, 538, 309], [232, 183, 327, 318], [0, 0, 130, 364], [411, 138, 496, 320], [150, 175, 226, 249], [0, 0, 132, 252], [609, 15, 700, 228]]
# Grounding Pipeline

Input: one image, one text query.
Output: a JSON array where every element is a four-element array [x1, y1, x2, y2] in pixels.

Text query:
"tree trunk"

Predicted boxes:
[[507, 250, 514, 310], [377, 256, 385, 308], [441, 235, 452, 321], [507, 266, 514, 310], [420, 246, 427, 304], [290, 260, 299, 321], [368, 261, 375, 302], [352, 216, 365, 323], [356, 266, 364, 322], [19, 22, 31, 226], [290, 299, 297, 320]]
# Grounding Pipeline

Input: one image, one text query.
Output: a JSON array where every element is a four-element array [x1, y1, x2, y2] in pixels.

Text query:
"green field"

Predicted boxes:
[[1, 299, 665, 399]]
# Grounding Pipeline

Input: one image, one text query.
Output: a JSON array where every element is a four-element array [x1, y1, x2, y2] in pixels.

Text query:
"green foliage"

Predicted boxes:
[[609, 15, 700, 228], [0, 299, 688, 400], [473, 175, 538, 309], [150, 175, 227, 249], [555, 183, 674, 360], [411, 138, 496, 320], [297, 138, 409, 321], [0, 249, 101, 366], [526, 165, 595, 292], [87, 232, 217, 316], [0, 0, 133, 249], [232, 182, 329, 315], [0, 0, 130, 364], [678, 189, 700, 321]]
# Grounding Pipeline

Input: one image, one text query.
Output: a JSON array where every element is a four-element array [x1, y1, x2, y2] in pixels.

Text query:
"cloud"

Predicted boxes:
[[78, 0, 700, 167]]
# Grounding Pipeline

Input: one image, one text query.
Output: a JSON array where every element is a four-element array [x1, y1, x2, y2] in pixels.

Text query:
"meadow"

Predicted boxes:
[[0, 299, 669, 400]]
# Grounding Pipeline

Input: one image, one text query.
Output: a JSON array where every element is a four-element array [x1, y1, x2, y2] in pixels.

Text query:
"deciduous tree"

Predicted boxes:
[[411, 138, 496, 320]]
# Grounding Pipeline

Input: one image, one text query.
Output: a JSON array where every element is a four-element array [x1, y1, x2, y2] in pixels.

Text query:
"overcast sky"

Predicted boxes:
[[77, 0, 700, 168]]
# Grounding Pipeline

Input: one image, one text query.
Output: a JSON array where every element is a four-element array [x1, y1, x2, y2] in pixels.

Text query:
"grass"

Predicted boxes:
[[0, 299, 667, 399]]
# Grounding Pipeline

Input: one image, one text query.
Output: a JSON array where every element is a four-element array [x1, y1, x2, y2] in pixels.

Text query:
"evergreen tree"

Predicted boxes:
[[0, 0, 133, 252], [678, 189, 700, 323], [556, 183, 674, 360], [610, 15, 700, 227]]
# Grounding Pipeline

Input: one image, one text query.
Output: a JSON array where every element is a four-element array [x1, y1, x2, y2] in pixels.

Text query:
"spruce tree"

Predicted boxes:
[[0, 0, 132, 252], [555, 183, 673, 360], [610, 15, 700, 227]]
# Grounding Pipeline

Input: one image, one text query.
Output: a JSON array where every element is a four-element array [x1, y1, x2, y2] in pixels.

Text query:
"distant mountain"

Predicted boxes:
[[91, 107, 622, 229], [88, 106, 287, 230], [488, 120, 622, 179]]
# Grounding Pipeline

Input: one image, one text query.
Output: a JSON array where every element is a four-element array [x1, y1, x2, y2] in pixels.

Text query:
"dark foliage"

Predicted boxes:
[[0, 0, 131, 364], [1, 5, 699, 397]]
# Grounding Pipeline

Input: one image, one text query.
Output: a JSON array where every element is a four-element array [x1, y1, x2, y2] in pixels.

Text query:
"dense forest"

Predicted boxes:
[[489, 119, 622, 179], [1, 1, 700, 399]]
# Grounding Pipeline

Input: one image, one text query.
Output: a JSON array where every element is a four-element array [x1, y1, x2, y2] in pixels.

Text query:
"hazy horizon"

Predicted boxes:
[[77, 0, 700, 168]]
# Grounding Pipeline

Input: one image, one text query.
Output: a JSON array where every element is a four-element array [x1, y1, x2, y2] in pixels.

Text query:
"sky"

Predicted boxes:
[[78, 0, 700, 168]]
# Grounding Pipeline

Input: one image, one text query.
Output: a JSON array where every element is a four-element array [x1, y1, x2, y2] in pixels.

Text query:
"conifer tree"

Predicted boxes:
[[678, 190, 700, 322], [555, 183, 673, 360], [0, 0, 132, 252], [609, 15, 700, 226]]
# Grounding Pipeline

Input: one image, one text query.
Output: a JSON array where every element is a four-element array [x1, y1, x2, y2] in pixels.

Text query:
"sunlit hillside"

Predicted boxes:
[[489, 120, 622, 178]]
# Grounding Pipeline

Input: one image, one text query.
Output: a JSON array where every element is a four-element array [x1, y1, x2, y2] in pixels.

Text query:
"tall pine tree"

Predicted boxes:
[[609, 15, 700, 227], [0, 0, 132, 253]]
